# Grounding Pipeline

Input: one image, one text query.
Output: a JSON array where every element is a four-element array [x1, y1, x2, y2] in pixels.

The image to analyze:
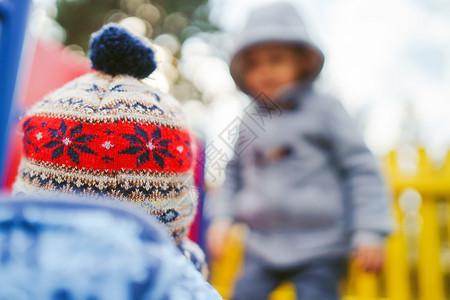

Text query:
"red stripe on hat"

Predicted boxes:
[[22, 115, 193, 173]]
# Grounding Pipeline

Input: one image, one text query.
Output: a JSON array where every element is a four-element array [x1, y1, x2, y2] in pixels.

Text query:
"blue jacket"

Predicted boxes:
[[0, 197, 222, 299], [212, 84, 392, 267]]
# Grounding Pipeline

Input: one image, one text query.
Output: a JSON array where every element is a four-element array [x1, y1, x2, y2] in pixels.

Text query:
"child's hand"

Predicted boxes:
[[206, 220, 232, 260], [352, 245, 384, 272]]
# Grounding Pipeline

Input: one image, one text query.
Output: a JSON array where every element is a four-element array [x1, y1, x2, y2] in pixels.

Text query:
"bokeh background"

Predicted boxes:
[[1, 0, 450, 299]]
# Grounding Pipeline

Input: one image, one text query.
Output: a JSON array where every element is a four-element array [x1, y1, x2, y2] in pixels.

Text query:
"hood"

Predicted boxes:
[[229, 2, 325, 95]]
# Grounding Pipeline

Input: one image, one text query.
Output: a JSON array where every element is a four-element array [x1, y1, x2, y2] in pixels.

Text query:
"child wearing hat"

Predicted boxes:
[[207, 2, 392, 299], [13, 24, 207, 277]]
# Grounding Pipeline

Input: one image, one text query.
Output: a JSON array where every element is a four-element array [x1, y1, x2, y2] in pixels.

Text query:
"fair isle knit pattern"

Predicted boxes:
[[13, 72, 196, 242]]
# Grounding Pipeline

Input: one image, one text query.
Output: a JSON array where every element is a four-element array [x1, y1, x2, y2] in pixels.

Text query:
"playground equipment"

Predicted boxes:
[[0, 0, 32, 182], [210, 149, 450, 300]]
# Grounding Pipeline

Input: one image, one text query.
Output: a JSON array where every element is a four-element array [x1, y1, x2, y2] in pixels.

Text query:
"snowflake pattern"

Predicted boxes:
[[102, 141, 114, 150], [22, 115, 191, 173], [119, 123, 174, 168], [23, 117, 37, 154], [43, 120, 98, 164]]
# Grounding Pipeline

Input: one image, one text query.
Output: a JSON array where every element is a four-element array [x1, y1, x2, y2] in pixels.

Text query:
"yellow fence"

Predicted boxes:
[[209, 149, 450, 300]]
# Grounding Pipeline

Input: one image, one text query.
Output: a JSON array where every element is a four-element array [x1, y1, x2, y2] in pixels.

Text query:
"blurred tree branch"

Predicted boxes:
[[54, 0, 220, 103], [55, 0, 218, 56]]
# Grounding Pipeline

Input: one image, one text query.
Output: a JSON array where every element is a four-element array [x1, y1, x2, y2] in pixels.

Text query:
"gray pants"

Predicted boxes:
[[233, 253, 347, 300]]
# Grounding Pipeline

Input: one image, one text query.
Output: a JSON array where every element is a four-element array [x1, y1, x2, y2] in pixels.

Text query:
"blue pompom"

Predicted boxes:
[[89, 24, 157, 78]]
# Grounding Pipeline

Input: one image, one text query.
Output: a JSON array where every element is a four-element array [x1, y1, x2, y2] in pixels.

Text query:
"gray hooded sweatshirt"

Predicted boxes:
[[211, 2, 392, 267]]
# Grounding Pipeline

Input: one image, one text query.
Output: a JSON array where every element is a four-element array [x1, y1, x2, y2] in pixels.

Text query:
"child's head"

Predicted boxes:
[[229, 2, 324, 98], [242, 43, 309, 99], [13, 24, 197, 243]]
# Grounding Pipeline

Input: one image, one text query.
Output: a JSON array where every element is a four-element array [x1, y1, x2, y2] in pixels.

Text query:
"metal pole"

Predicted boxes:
[[0, 0, 32, 183]]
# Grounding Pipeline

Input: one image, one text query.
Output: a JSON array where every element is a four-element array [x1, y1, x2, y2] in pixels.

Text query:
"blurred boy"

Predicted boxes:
[[207, 2, 392, 300]]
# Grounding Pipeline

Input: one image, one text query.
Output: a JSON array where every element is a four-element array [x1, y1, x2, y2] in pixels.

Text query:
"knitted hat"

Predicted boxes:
[[229, 2, 324, 95], [13, 24, 196, 243]]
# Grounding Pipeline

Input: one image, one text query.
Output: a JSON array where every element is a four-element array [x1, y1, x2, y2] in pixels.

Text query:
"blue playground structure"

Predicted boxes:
[[0, 0, 32, 183]]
